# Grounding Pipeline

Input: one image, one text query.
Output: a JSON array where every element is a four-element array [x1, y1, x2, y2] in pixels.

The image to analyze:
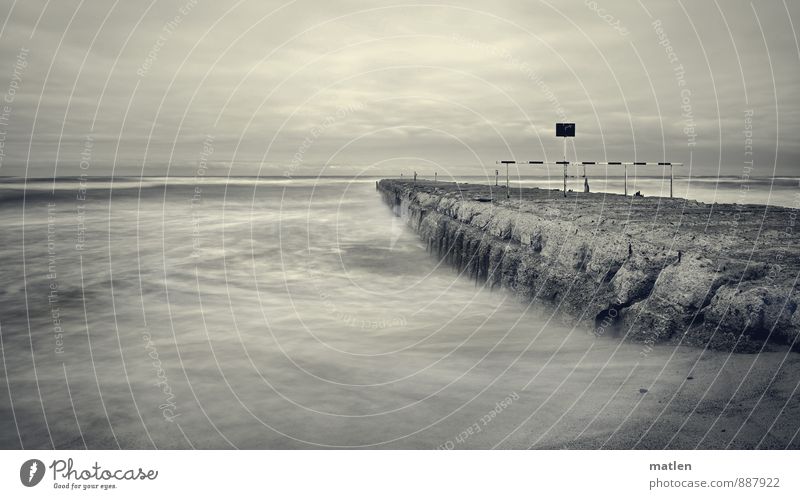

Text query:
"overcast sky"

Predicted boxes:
[[0, 0, 798, 177]]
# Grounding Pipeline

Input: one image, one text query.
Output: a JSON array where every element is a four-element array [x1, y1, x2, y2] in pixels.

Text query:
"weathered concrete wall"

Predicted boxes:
[[378, 179, 799, 351]]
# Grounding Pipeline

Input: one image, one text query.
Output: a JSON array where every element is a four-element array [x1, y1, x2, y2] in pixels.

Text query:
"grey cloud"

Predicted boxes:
[[0, 0, 797, 177]]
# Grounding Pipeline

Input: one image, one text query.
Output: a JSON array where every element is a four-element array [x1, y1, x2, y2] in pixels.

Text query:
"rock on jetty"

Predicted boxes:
[[378, 179, 799, 351]]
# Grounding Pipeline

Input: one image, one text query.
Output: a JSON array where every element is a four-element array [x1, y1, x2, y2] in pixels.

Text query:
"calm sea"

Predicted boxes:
[[0, 176, 797, 449]]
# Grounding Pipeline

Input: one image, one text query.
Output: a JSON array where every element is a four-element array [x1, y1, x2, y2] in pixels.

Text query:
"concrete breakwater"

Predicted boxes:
[[378, 179, 799, 351]]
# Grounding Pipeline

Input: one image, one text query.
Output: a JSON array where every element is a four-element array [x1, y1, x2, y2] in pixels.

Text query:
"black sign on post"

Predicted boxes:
[[556, 123, 575, 137]]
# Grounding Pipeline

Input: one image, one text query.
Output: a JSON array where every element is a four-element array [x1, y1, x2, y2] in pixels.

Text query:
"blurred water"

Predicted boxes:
[[1, 176, 797, 449], [0, 178, 579, 448]]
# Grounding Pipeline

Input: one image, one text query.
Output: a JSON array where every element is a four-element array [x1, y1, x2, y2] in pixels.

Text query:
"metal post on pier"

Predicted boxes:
[[670, 164, 673, 198], [498, 161, 514, 198], [563, 138, 567, 197], [506, 162, 509, 198], [556, 123, 575, 197], [654, 162, 676, 198], [624, 164, 628, 196]]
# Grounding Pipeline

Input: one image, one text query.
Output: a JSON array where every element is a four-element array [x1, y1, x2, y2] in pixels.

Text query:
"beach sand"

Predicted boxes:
[[381, 322, 800, 449]]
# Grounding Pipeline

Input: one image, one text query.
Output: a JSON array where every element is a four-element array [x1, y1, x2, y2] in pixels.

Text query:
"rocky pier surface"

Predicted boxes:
[[378, 179, 799, 351]]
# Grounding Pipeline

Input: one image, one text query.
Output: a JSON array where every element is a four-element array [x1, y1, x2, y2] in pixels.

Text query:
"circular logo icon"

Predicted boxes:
[[20, 459, 45, 487]]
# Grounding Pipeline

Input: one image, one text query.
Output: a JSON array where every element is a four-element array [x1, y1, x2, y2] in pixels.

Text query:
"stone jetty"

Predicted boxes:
[[378, 179, 799, 351]]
